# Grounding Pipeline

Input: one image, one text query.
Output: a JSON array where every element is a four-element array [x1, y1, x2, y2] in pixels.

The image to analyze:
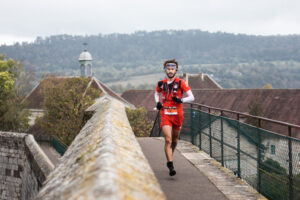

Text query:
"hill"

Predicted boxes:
[[1, 30, 300, 89]]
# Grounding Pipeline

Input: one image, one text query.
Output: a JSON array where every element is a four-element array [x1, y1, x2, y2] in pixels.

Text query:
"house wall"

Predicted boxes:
[[195, 117, 300, 177], [199, 119, 258, 181], [263, 135, 300, 175]]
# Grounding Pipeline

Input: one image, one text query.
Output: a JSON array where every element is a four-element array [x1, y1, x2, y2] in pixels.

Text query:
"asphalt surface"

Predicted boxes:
[[138, 138, 228, 200]]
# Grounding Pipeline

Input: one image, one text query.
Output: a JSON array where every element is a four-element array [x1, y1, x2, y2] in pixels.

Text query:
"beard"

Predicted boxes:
[[167, 72, 176, 79]]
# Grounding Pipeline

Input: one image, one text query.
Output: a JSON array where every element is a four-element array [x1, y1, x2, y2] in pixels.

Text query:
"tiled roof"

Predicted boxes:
[[192, 89, 300, 138], [24, 76, 91, 109], [121, 90, 156, 111], [92, 77, 134, 107], [121, 89, 300, 138], [178, 73, 222, 89], [24, 76, 134, 109]]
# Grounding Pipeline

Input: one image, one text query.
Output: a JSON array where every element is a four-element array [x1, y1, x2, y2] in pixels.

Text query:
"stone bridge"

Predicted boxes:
[[1, 95, 266, 200]]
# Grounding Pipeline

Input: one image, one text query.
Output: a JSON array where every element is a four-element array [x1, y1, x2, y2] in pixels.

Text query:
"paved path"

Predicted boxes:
[[138, 138, 228, 200], [39, 142, 61, 166]]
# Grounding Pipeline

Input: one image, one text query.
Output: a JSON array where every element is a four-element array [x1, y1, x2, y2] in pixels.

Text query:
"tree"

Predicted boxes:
[[246, 99, 263, 127], [125, 107, 154, 137], [0, 71, 13, 100], [3, 31, 300, 89], [260, 158, 289, 200], [261, 158, 286, 174], [0, 55, 31, 131], [262, 83, 273, 89], [37, 76, 101, 145]]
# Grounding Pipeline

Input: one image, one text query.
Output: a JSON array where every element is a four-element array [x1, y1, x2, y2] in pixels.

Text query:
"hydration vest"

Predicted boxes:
[[157, 77, 183, 103]]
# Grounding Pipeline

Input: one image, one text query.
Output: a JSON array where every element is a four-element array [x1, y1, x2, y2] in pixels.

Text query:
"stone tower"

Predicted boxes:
[[78, 43, 93, 77]]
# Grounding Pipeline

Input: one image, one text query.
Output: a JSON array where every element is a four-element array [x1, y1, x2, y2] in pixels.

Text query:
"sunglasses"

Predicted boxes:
[[165, 63, 177, 68]]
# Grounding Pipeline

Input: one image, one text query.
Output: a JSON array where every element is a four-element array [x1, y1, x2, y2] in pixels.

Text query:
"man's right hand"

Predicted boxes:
[[156, 102, 163, 110]]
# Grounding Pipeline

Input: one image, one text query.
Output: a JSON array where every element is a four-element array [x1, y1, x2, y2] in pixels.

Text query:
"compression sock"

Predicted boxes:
[[167, 161, 176, 176]]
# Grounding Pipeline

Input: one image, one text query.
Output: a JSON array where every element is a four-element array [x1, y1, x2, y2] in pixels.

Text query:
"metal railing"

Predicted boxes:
[[150, 103, 300, 200], [34, 134, 68, 156], [51, 136, 68, 156]]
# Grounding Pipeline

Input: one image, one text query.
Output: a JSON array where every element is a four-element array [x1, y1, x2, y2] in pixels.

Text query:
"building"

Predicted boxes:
[[121, 72, 222, 111], [24, 48, 134, 126], [178, 72, 222, 90], [79, 45, 93, 77], [191, 89, 300, 139]]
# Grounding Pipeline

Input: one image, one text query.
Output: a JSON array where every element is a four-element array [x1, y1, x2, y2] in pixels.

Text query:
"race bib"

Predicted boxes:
[[164, 107, 178, 115]]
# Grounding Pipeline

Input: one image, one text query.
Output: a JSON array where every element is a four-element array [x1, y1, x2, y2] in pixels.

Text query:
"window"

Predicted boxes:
[[192, 111, 196, 118], [298, 153, 300, 162], [270, 145, 276, 155], [87, 64, 92, 76], [80, 64, 85, 76]]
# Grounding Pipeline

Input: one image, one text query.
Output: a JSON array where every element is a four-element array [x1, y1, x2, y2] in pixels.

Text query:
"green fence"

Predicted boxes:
[[51, 137, 67, 156], [150, 107, 300, 200]]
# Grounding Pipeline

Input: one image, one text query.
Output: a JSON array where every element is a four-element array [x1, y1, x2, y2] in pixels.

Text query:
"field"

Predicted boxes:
[[106, 73, 165, 88]]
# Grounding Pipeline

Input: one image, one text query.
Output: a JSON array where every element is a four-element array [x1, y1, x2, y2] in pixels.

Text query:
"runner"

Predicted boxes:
[[155, 59, 195, 176]]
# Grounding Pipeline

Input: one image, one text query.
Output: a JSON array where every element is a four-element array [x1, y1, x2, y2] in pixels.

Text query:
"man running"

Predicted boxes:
[[155, 59, 195, 176]]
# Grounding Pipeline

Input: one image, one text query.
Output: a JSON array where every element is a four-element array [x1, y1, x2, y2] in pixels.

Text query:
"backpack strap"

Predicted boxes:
[[178, 80, 181, 89], [163, 82, 168, 92], [158, 81, 163, 91]]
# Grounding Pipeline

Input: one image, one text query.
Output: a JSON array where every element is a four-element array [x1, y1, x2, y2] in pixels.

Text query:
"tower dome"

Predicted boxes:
[[78, 50, 93, 61], [79, 45, 93, 77]]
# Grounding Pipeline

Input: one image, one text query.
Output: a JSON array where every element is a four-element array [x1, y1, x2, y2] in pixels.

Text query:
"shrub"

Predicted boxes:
[[125, 107, 154, 137]]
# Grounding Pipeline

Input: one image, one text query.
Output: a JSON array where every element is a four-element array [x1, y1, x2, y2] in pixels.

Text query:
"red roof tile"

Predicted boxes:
[[121, 89, 300, 138], [191, 89, 300, 138], [121, 90, 156, 111]]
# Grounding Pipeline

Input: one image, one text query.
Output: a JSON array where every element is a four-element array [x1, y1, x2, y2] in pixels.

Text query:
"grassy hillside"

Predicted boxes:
[[1, 30, 300, 89]]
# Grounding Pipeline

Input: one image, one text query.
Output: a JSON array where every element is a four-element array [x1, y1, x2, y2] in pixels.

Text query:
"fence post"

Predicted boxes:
[[209, 108, 212, 157], [237, 114, 241, 178], [191, 104, 195, 145], [257, 119, 262, 193], [158, 113, 162, 137], [220, 111, 224, 167], [199, 105, 202, 150], [288, 126, 293, 200]]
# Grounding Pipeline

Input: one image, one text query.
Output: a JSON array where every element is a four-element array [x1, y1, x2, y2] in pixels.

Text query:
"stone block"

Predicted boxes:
[[5, 169, 11, 176], [13, 170, 20, 178]]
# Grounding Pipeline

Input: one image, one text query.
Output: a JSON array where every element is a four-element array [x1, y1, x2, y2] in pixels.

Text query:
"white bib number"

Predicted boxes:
[[164, 107, 178, 115]]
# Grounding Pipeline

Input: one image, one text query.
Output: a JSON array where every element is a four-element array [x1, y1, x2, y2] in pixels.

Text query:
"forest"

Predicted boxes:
[[1, 29, 300, 90]]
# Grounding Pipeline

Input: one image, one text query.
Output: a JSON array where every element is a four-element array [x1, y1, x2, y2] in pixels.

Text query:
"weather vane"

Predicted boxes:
[[83, 42, 88, 51]]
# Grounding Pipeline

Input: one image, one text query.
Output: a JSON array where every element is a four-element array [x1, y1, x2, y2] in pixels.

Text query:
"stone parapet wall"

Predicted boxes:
[[0, 132, 54, 200], [36, 96, 166, 200], [23, 135, 54, 200], [0, 132, 26, 200]]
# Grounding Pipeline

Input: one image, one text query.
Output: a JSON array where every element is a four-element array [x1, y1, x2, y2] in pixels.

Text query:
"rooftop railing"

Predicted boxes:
[[150, 103, 300, 200]]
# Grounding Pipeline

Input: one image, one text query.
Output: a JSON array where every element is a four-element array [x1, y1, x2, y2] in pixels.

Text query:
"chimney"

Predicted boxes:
[[183, 72, 189, 85], [183, 72, 187, 80], [200, 72, 204, 81]]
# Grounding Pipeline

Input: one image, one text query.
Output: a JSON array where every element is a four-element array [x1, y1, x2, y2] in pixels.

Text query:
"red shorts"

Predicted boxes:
[[160, 113, 184, 131]]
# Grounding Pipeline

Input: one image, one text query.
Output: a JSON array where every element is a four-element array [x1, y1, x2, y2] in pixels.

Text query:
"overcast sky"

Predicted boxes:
[[1, 0, 300, 45]]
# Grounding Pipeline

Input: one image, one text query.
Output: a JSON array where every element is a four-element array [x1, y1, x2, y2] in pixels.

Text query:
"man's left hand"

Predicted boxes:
[[172, 96, 182, 103]]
